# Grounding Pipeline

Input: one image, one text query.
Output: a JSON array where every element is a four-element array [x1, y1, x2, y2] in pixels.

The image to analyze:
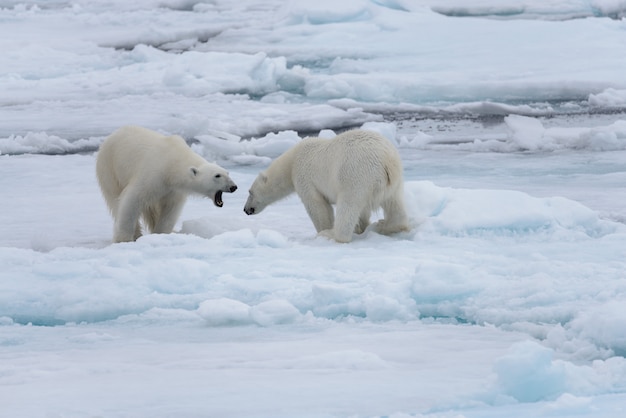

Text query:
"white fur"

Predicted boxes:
[[244, 129, 409, 243], [96, 125, 237, 243]]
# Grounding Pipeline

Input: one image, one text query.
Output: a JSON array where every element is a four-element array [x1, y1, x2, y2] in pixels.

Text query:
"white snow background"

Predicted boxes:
[[2, 0, 626, 417]]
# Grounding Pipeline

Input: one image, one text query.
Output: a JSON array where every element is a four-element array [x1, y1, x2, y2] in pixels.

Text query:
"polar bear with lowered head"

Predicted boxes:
[[244, 129, 409, 243], [96, 125, 237, 243]]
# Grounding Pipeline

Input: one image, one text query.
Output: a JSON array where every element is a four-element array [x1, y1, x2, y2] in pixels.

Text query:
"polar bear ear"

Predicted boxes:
[[260, 172, 268, 183], [190, 167, 199, 177]]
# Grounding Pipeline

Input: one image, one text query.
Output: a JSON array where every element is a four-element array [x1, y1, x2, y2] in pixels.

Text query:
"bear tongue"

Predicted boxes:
[[213, 190, 224, 207]]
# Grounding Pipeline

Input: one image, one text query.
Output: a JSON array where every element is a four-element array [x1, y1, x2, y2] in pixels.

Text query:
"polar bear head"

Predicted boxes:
[[244, 147, 297, 215], [188, 163, 238, 207], [243, 172, 271, 215], [243, 169, 295, 215]]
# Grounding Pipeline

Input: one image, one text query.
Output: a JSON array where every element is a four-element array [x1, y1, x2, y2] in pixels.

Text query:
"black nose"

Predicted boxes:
[[244, 207, 255, 215], [230, 185, 237, 193]]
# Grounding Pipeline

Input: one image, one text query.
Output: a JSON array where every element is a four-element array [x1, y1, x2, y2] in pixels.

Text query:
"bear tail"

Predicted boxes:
[[384, 166, 392, 186], [383, 150, 404, 188]]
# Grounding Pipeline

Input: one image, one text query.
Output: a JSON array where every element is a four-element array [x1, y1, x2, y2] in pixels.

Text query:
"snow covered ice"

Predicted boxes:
[[2, 1, 626, 417]]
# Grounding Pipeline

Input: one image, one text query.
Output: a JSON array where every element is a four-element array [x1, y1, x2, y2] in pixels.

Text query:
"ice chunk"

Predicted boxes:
[[250, 299, 301, 326], [197, 298, 252, 326], [494, 341, 566, 402]]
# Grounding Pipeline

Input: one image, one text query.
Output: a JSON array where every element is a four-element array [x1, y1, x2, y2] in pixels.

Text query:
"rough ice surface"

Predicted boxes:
[[1, 1, 626, 417]]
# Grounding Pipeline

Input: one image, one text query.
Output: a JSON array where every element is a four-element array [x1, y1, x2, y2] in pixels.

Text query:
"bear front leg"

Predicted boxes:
[[133, 223, 142, 241], [300, 191, 334, 233], [355, 208, 371, 234], [151, 195, 186, 234], [113, 187, 144, 243]]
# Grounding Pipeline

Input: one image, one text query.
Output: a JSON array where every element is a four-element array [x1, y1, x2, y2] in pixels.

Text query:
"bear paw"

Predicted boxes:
[[373, 219, 409, 236], [317, 229, 352, 243], [317, 229, 334, 240]]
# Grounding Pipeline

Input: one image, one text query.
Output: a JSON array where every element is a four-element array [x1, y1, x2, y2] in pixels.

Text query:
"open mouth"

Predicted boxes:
[[212, 185, 236, 207], [213, 191, 223, 207]]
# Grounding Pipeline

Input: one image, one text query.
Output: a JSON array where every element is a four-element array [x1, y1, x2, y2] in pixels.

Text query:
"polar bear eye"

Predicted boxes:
[[214, 174, 221, 179]]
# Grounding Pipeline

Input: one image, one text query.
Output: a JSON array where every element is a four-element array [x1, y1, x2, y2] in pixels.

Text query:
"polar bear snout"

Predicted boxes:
[[243, 193, 260, 215], [228, 185, 238, 193], [243, 198, 257, 215]]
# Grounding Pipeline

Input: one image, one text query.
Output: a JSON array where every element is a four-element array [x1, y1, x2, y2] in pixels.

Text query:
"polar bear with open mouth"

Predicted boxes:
[[96, 125, 237, 243]]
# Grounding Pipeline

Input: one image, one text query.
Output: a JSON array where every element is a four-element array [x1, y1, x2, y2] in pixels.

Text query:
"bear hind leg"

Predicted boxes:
[[376, 192, 409, 236], [113, 187, 145, 243], [331, 196, 365, 243]]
